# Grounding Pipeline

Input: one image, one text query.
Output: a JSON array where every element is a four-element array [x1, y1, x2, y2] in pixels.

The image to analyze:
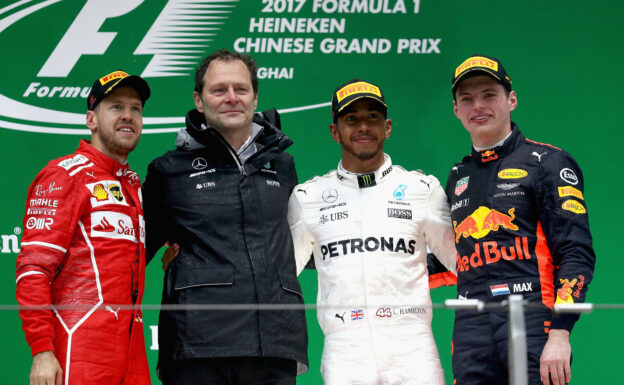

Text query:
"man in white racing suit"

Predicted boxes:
[[288, 79, 457, 385]]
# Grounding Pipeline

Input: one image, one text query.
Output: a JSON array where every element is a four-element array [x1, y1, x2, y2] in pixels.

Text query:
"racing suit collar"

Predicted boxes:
[[471, 122, 523, 165], [78, 139, 130, 178], [336, 153, 393, 189]]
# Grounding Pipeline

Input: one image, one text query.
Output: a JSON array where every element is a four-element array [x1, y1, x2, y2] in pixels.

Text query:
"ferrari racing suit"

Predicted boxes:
[[446, 125, 595, 385], [288, 154, 457, 385], [15, 140, 150, 385]]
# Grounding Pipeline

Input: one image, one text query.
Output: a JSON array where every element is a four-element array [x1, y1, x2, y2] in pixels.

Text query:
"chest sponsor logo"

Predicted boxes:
[[90, 211, 144, 243], [455, 176, 469, 196], [192, 157, 208, 170], [393, 184, 407, 200], [321, 236, 416, 260], [319, 211, 348, 224], [34, 181, 62, 197], [358, 173, 376, 188], [497, 183, 519, 191], [559, 168, 578, 185], [558, 186, 583, 200], [26, 217, 54, 230], [451, 198, 469, 212], [381, 165, 392, 178], [561, 199, 586, 214], [322, 189, 338, 203], [453, 206, 518, 243], [27, 208, 57, 216], [497, 169, 528, 179], [493, 191, 525, 198], [266, 180, 281, 187], [196, 182, 216, 189], [320, 201, 346, 211], [29, 198, 59, 208], [387, 208, 412, 219], [456, 236, 531, 273], [480, 150, 498, 163], [87, 181, 129, 207], [190, 168, 216, 178], [58, 154, 89, 170]]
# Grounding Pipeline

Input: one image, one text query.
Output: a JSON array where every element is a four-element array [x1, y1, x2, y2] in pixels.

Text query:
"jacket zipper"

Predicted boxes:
[[210, 130, 247, 176]]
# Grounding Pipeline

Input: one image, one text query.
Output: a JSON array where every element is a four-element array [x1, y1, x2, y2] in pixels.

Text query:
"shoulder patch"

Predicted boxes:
[[57, 154, 89, 170]]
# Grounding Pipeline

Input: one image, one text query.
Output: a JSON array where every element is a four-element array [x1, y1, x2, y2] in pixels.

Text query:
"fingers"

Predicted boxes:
[[161, 243, 180, 271]]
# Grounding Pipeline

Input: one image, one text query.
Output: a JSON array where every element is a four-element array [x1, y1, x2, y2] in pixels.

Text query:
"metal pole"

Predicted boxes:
[[507, 294, 528, 385]]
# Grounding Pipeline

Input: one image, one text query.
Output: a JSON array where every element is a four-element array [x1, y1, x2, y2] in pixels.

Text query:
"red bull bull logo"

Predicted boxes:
[[453, 206, 518, 243], [480, 150, 498, 163]]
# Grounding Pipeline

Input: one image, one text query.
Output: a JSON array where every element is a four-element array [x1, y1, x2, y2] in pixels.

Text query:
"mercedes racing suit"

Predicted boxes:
[[446, 125, 595, 385], [15, 140, 150, 385], [288, 154, 457, 385]]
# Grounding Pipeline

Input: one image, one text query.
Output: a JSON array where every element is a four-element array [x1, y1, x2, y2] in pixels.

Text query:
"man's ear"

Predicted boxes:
[[329, 123, 341, 143]]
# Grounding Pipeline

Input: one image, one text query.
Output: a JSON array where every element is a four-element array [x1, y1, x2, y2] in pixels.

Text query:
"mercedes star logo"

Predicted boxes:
[[322, 189, 338, 203], [192, 157, 207, 170]]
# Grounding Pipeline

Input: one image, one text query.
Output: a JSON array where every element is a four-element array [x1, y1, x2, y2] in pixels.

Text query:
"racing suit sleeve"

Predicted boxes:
[[143, 160, 170, 264], [287, 190, 314, 275], [15, 166, 86, 356], [423, 176, 457, 289], [535, 151, 596, 331]]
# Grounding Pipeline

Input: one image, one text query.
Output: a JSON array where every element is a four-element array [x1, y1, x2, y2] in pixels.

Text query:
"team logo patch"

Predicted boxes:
[[497, 169, 528, 179], [555, 278, 578, 304], [559, 168, 578, 185], [322, 189, 338, 203], [561, 200, 586, 214], [109, 184, 124, 202], [455, 177, 469, 195], [497, 183, 519, 191], [453, 206, 518, 243], [393, 184, 407, 200], [58, 154, 89, 170], [192, 157, 207, 170], [558, 186, 584, 200]]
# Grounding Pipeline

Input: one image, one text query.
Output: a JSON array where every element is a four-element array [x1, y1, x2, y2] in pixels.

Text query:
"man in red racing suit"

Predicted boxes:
[[15, 70, 151, 385]]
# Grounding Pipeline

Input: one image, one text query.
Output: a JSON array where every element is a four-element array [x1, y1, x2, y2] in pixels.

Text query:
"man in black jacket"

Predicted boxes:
[[143, 49, 308, 385], [446, 55, 595, 385]]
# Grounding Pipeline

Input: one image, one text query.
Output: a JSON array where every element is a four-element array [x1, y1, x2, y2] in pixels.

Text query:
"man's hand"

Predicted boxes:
[[162, 243, 180, 271], [30, 351, 62, 385], [540, 329, 571, 385]]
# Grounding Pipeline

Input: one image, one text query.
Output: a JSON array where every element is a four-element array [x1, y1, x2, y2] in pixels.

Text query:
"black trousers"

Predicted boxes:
[[160, 357, 297, 385]]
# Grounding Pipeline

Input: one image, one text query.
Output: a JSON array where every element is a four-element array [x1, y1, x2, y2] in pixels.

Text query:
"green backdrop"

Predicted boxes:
[[1, 1, 622, 383]]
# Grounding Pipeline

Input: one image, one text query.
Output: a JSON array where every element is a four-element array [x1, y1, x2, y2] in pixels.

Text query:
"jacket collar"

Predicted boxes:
[[470, 122, 524, 165], [336, 153, 393, 189], [78, 139, 131, 178]]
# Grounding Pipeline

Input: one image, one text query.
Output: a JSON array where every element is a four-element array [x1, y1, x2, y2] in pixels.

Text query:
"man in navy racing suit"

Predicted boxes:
[[446, 55, 596, 385]]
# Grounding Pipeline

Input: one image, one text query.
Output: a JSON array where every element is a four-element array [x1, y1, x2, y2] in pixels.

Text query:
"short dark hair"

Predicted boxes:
[[194, 49, 258, 95]]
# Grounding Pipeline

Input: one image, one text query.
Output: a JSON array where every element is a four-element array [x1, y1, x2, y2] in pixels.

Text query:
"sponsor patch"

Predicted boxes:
[[27, 208, 57, 216], [86, 181, 129, 207], [266, 180, 281, 187], [34, 181, 62, 197], [90, 211, 142, 243], [29, 198, 58, 208], [319, 202, 346, 212], [455, 56, 498, 77], [192, 157, 208, 170], [454, 206, 518, 243], [497, 169, 528, 179], [451, 198, 469, 212], [481, 150, 498, 163], [455, 177, 469, 196], [58, 154, 89, 170], [26, 217, 54, 230], [189, 168, 216, 178], [196, 182, 216, 189], [99, 70, 128, 85], [559, 168, 578, 185], [490, 284, 510, 296], [558, 186, 584, 200], [561, 200, 586, 214], [336, 81, 381, 102], [556, 278, 578, 304], [319, 211, 348, 225], [497, 183, 519, 191], [388, 208, 412, 219]]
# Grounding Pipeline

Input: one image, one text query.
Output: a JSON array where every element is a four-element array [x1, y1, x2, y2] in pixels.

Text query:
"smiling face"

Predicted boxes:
[[193, 58, 258, 135], [453, 75, 517, 148], [330, 99, 392, 173], [86, 86, 143, 163]]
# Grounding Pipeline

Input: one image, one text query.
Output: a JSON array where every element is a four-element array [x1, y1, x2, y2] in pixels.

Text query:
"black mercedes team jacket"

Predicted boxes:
[[143, 109, 308, 374]]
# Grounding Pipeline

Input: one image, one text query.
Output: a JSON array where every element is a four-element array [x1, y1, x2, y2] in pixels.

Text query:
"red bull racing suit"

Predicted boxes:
[[288, 154, 457, 385], [15, 140, 150, 385], [445, 125, 595, 385]]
